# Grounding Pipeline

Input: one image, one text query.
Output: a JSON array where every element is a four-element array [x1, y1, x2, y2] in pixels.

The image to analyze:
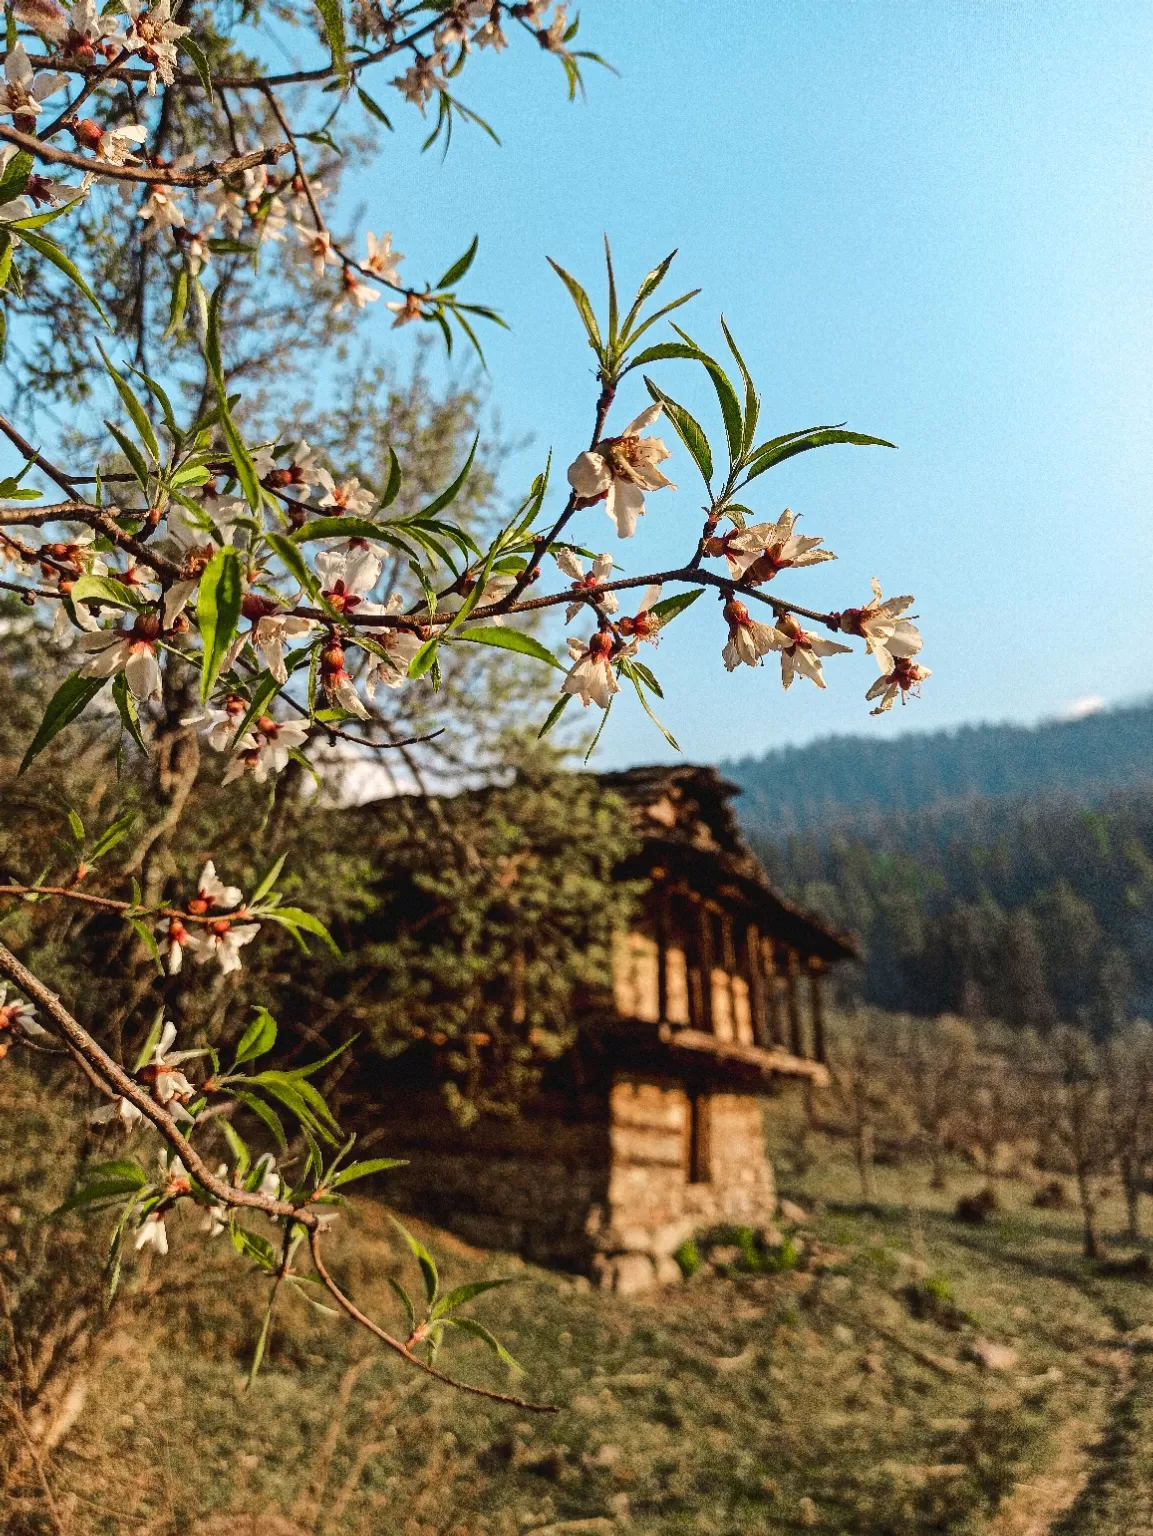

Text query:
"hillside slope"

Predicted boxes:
[[725, 699, 1153, 836]]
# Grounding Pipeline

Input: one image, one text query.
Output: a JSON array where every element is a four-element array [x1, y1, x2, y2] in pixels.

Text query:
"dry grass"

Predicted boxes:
[[7, 1072, 1153, 1533]]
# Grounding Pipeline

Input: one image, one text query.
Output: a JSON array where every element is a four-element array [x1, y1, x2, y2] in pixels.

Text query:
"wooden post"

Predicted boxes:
[[696, 901, 715, 1034], [656, 884, 669, 1023], [747, 923, 770, 1048], [761, 937, 784, 1046], [785, 949, 804, 1057], [808, 959, 827, 1064]]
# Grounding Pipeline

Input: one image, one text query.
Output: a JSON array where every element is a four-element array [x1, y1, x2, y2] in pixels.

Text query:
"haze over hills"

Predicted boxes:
[[724, 697, 1153, 837]]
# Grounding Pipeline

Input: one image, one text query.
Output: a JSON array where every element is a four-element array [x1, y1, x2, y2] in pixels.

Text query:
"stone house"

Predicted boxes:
[[361, 765, 856, 1292]]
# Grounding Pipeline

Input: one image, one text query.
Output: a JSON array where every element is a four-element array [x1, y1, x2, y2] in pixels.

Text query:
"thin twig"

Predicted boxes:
[[307, 1226, 557, 1413]]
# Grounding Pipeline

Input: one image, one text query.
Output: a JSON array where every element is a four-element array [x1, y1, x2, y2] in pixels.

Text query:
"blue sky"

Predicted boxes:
[[349, 0, 1153, 768], [18, 2, 1153, 770]]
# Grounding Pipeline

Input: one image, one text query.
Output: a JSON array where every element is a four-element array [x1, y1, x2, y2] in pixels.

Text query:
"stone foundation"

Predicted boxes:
[[376, 1075, 776, 1292]]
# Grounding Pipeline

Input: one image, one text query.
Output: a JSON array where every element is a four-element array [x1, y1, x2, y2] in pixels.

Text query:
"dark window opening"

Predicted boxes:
[[686, 1092, 711, 1184]]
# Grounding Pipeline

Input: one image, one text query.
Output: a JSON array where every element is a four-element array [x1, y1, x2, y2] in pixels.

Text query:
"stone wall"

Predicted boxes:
[[589, 1075, 776, 1295], [373, 1079, 776, 1291]]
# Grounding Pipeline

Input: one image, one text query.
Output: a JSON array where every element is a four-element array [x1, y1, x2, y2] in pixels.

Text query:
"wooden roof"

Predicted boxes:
[[598, 764, 860, 964]]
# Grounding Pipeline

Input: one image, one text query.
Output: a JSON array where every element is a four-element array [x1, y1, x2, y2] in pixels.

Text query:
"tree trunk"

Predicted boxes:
[[1076, 1168, 1100, 1259], [856, 1118, 878, 1202], [1122, 1161, 1141, 1241], [929, 1134, 948, 1191]]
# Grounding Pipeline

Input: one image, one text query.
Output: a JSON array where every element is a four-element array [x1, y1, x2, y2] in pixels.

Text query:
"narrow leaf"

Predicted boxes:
[[197, 546, 243, 702], [455, 626, 563, 671], [20, 672, 108, 773]]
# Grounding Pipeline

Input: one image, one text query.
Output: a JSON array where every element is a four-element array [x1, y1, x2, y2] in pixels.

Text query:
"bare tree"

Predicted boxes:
[[1104, 1021, 1153, 1240]]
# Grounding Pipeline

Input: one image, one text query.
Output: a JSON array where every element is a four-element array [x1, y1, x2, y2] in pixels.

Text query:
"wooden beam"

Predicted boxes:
[[747, 923, 771, 1048], [785, 948, 804, 1058], [696, 902, 715, 1034], [808, 958, 827, 1065]]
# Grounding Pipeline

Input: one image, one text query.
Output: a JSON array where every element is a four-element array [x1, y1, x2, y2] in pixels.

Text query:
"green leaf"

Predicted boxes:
[[537, 692, 571, 740], [264, 531, 322, 604], [618, 249, 678, 343], [649, 587, 703, 624], [234, 1006, 278, 1068], [436, 234, 478, 291], [546, 257, 603, 354], [620, 657, 680, 752], [390, 1216, 438, 1306], [20, 227, 108, 323], [165, 267, 188, 341], [84, 1158, 149, 1184], [327, 1157, 407, 1190], [247, 1286, 278, 1386], [289, 515, 390, 544], [744, 427, 897, 482], [54, 1178, 149, 1215], [197, 546, 243, 702], [668, 327, 742, 467], [129, 919, 164, 974], [66, 806, 84, 843], [265, 906, 339, 954], [112, 673, 148, 755], [246, 1072, 339, 1144], [356, 84, 392, 129], [455, 626, 563, 671], [604, 235, 619, 350], [0, 148, 31, 206], [105, 420, 150, 493], [719, 316, 759, 452], [313, 0, 347, 76], [643, 378, 713, 486], [388, 1275, 416, 1334], [205, 285, 261, 509], [69, 573, 145, 613], [583, 693, 613, 763], [621, 340, 699, 372], [133, 1014, 165, 1072], [97, 342, 159, 463], [91, 811, 139, 861], [381, 447, 402, 508], [177, 33, 212, 99], [431, 1278, 515, 1320], [418, 434, 478, 518], [19, 671, 108, 773], [128, 365, 180, 444], [443, 1316, 522, 1373], [221, 1119, 251, 1177], [249, 853, 287, 906], [233, 1090, 287, 1151]]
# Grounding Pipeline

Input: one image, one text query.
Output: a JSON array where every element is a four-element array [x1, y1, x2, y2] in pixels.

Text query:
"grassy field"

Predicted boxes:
[[8, 1082, 1153, 1534]]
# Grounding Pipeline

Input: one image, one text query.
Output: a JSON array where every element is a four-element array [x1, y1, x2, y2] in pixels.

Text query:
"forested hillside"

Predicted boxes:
[[726, 698, 1153, 834], [729, 704, 1153, 1030]]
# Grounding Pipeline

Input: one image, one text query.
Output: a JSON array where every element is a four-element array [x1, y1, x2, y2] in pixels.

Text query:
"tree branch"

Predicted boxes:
[[0, 126, 290, 186]]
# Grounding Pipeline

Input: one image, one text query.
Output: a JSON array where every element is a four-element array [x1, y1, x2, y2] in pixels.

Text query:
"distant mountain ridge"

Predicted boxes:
[[723, 698, 1153, 838]]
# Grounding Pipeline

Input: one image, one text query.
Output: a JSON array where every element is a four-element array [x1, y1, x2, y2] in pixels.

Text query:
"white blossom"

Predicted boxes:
[[137, 182, 186, 237], [365, 598, 423, 693], [835, 578, 922, 672], [721, 598, 780, 672], [363, 230, 403, 284], [122, 0, 189, 92], [316, 470, 376, 517], [0, 43, 67, 120], [866, 656, 931, 714], [252, 611, 316, 683], [708, 508, 836, 582], [333, 269, 380, 312], [78, 621, 162, 701], [221, 715, 309, 785], [767, 612, 852, 690], [294, 223, 340, 277], [567, 403, 675, 538], [555, 548, 618, 623], [91, 1095, 145, 1130], [562, 631, 621, 709], [134, 1212, 169, 1254], [189, 920, 260, 975]]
